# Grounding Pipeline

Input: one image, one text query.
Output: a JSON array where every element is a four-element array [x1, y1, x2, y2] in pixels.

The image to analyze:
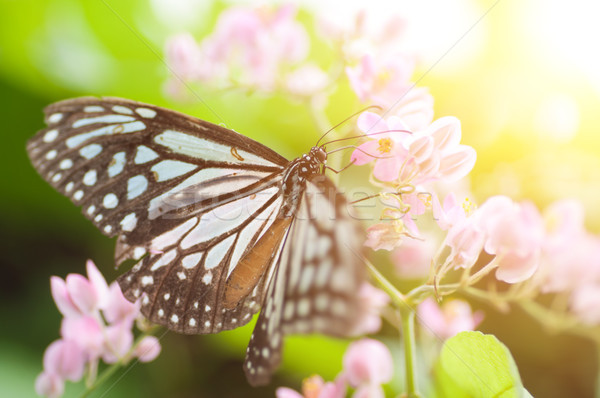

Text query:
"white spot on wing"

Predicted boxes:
[[141, 275, 154, 286], [73, 190, 84, 201], [150, 160, 197, 182], [112, 105, 134, 115], [51, 173, 62, 182], [133, 247, 146, 259], [136, 107, 157, 118], [43, 129, 58, 143], [66, 121, 146, 148], [103, 193, 118, 209], [151, 217, 197, 249], [103, 225, 113, 234], [65, 182, 74, 192], [87, 205, 96, 215], [182, 252, 202, 269], [134, 146, 159, 164], [59, 159, 73, 169], [202, 271, 213, 285], [127, 175, 148, 200], [201, 234, 236, 269], [154, 129, 279, 167], [45, 150, 57, 160], [84, 105, 104, 113], [83, 170, 97, 186], [108, 152, 126, 177], [73, 114, 135, 128], [151, 249, 177, 271], [120, 212, 137, 232], [79, 144, 102, 159], [189, 318, 197, 327], [48, 113, 63, 123]]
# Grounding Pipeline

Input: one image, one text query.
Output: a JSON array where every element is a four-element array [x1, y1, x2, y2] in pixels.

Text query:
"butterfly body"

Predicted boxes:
[[27, 97, 365, 386]]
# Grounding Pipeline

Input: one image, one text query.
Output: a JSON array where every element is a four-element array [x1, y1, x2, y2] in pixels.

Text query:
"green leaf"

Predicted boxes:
[[434, 331, 531, 398]]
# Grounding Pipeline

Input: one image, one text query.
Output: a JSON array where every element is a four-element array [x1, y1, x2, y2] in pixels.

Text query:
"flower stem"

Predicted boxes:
[[365, 260, 421, 397], [400, 308, 420, 398]]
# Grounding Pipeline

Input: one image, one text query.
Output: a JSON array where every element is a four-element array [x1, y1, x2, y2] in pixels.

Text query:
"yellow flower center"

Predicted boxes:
[[377, 137, 393, 153]]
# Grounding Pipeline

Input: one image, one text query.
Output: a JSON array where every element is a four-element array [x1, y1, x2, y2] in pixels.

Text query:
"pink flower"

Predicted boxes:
[[164, 33, 202, 80], [346, 53, 415, 107], [342, 338, 393, 387], [364, 222, 404, 251], [276, 375, 346, 398], [444, 217, 486, 269], [478, 196, 544, 283], [50, 260, 108, 317], [285, 64, 329, 97], [417, 298, 484, 340], [103, 282, 139, 324], [432, 193, 467, 230], [406, 117, 476, 185], [351, 283, 390, 335], [276, 387, 304, 398], [35, 372, 64, 398], [570, 283, 600, 325], [134, 336, 162, 362], [42, 340, 86, 382], [102, 321, 135, 364], [166, 4, 309, 92], [38, 260, 161, 396], [350, 111, 411, 181], [392, 237, 435, 279], [60, 316, 104, 357]]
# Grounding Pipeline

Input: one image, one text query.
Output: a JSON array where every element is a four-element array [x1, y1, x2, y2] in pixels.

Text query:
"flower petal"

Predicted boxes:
[[357, 111, 389, 135], [438, 145, 476, 182], [43, 340, 86, 382], [50, 277, 80, 318], [343, 338, 393, 386], [133, 336, 162, 362]]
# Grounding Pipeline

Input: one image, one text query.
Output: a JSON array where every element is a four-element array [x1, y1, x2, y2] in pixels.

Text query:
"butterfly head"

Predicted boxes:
[[310, 146, 328, 165]]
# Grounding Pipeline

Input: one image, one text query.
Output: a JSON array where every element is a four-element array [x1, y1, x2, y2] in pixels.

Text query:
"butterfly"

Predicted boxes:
[[27, 97, 366, 386]]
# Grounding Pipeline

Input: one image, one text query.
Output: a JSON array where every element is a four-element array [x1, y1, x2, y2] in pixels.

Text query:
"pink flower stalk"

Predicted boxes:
[[165, 4, 309, 92], [36, 261, 160, 398], [351, 283, 390, 335], [478, 196, 545, 283], [417, 298, 484, 340]]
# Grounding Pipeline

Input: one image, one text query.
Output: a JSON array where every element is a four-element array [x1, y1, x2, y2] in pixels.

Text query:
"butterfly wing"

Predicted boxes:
[[27, 97, 292, 333], [243, 174, 366, 386]]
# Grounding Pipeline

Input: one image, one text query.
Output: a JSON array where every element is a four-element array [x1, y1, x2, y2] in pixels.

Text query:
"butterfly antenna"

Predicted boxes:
[[316, 105, 382, 147], [321, 129, 413, 147]]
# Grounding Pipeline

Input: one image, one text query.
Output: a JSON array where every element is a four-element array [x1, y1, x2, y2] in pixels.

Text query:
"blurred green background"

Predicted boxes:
[[1, 0, 599, 397]]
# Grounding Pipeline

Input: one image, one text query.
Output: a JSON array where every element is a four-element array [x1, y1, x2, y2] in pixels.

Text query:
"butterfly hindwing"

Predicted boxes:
[[244, 174, 365, 386]]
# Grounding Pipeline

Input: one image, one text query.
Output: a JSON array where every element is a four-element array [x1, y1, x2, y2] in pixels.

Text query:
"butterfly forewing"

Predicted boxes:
[[244, 174, 365, 386], [27, 97, 287, 246]]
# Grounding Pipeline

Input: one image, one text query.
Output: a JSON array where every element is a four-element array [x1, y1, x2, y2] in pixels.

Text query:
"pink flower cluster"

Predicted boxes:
[[276, 338, 393, 398], [165, 4, 318, 94], [35, 261, 160, 398], [351, 112, 476, 185], [417, 298, 484, 340]]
